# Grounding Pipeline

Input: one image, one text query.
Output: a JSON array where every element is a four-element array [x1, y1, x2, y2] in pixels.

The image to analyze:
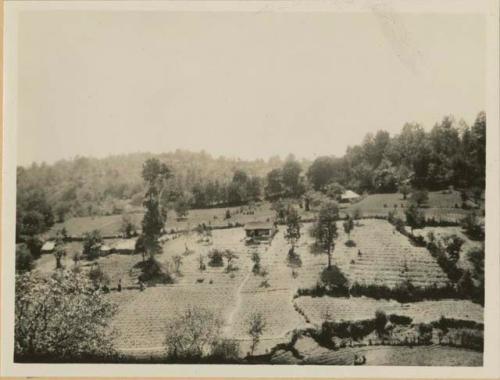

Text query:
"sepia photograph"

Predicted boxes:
[[1, 0, 499, 378]]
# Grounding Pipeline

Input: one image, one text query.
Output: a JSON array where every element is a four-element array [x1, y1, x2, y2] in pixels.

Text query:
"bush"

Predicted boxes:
[[16, 245, 34, 273], [25, 236, 43, 259], [431, 316, 483, 332], [320, 319, 375, 341], [287, 248, 302, 268], [251, 252, 261, 274], [461, 213, 484, 241], [417, 323, 433, 344], [208, 249, 224, 267], [345, 240, 356, 247], [165, 306, 224, 360], [136, 258, 173, 284], [374, 310, 387, 335], [456, 329, 483, 351], [350, 281, 459, 303], [88, 264, 110, 289], [210, 339, 240, 363], [388, 314, 413, 326], [320, 265, 348, 292]]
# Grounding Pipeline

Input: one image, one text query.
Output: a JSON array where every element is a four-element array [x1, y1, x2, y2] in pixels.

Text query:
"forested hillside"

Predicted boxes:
[[16, 112, 485, 240]]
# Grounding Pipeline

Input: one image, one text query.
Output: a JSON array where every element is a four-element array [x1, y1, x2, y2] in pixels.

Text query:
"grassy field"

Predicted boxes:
[[344, 191, 477, 222], [47, 190, 475, 239], [48, 202, 317, 238]]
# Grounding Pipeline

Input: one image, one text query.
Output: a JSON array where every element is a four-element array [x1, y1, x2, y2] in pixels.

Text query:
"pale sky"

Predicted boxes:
[[17, 11, 485, 166]]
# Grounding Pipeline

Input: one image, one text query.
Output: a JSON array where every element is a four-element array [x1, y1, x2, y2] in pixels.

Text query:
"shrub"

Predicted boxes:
[[417, 323, 433, 344], [165, 306, 223, 360], [461, 213, 484, 241], [25, 236, 43, 259], [287, 248, 302, 268], [318, 318, 376, 343], [410, 189, 429, 207], [16, 245, 34, 273], [456, 329, 483, 351], [345, 240, 356, 247], [82, 230, 103, 260], [251, 252, 261, 274], [431, 316, 483, 332], [208, 249, 224, 267], [349, 281, 459, 303], [259, 279, 270, 288], [136, 258, 173, 284], [210, 339, 240, 363], [88, 264, 110, 289], [320, 265, 348, 292], [247, 312, 266, 355], [374, 310, 387, 335], [388, 314, 413, 326]]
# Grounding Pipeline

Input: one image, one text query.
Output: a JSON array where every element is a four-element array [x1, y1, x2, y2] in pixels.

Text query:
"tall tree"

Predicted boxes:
[[281, 159, 303, 197], [285, 206, 301, 253], [343, 215, 354, 241], [311, 201, 339, 268], [265, 168, 283, 200], [140, 159, 172, 261], [405, 203, 424, 233]]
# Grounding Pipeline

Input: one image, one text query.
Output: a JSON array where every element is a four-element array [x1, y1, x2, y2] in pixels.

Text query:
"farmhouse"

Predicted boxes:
[[244, 221, 277, 243], [341, 190, 360, 203], [113, 239, 136, 254], [41, 241, 55, 254]]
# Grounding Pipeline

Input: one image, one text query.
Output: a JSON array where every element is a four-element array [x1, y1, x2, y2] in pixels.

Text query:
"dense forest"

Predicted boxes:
[[16, 112, 485, 240]]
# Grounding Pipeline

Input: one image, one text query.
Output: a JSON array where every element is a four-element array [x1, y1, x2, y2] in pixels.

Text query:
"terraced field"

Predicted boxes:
[[87, 218, 480, 359], [337, 219, 449, 288], [410, 226, 483, 271], [295, 296, 484, 326]]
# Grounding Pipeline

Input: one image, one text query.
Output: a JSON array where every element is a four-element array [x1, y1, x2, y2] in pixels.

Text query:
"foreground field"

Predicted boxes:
[[91, 218, 483, 359], [33, 213, 483, 359], [272, 336, 483, 366]]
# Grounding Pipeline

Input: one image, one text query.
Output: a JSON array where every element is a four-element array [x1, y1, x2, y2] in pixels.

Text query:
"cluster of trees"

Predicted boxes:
[[306, 112, 486, 194], [16, 112, 485, 239], [16, 151, 286, 231]]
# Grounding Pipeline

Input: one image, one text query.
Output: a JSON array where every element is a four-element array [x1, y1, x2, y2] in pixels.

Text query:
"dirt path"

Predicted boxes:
[[224, 265, 253, 336]]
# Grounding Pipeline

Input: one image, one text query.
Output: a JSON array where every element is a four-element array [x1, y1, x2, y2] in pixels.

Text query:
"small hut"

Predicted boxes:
[[41, 241, 55, 254], [244, 221, 277, 243], [341, 190, 360, 203]]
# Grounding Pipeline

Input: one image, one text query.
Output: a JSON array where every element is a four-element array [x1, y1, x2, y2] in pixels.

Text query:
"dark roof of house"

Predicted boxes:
[[244, 221, 274, 230]]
